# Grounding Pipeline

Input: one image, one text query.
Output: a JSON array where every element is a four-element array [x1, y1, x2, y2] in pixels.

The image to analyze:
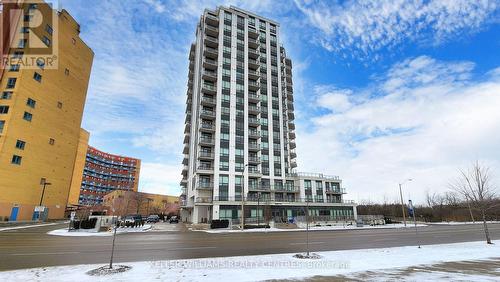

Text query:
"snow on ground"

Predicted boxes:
[[0, 222, 59, 232], [47, 225, 152, 237], [429, 221, 500, 225], [1, 240, 498, 281], [198, 223, 428, 233]]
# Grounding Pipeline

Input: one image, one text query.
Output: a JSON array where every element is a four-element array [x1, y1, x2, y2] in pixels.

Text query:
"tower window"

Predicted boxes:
[[23, 112, 32, 122], [33, 72, 42, 82], [15, 140, 26, 150], [27, 98, 36, 108], [11, 155, 22, 165]]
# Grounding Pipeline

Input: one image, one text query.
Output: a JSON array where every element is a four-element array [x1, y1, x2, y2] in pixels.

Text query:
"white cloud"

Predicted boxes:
[[138, 162, 183, 196], [294, 0, 499, 57], [297, 56, 500, 203]]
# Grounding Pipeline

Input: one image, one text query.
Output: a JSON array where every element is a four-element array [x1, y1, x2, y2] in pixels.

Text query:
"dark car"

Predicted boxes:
[[122, 214, 143, 227], [169, 216, 179, 224], [147, 215, 160, 223]]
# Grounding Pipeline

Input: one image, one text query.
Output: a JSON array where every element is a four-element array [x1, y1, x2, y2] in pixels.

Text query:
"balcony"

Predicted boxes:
[[197, 164, 214, 172], [248, 167, 262, 176], [288, 122, 295, 130], [326, 188, 346, 194], [204, 35, 219, 48], [248, 93, 260, 102], [248, 105, 260, 114], [248, 142, 260, 151], [287, 102, 294, 111], [199, 137, 215, 146], [290, 149, 297, 159], [248, 156, 261, 164], [198, 151, 214, 160], [205, 13, 219, 27], [197, 181, 214, 190], [184, 123, 191, 134], [201, 96, 216, 106], [200, 122, 215, 132], [182, 157, 188, 165], [289, 131, 296, 139], [200, 109, 216, 120], [289, 140, 296, 149], [248, 185, 270, 192], [248, 28, 259, 39], [248, 69, 260, 79], [202, 83, 217, 95], [202, 71, 217, 82], [183, 143, 189, 154], [274, 185, 300, 193], [248, 117, 260, 126], [248, 37, 259, 48], [248, 58, 259, 69], [288, 111, 295, 120], [287, 84, 293, 92], [248, 48, 259, 59], [248, 80, 260, 91], [248, 129, 261, 138], [183, 134, 190, 144], [204, 46, 218, 59], [205, 25, 218, 37], [195, 196, 213, 204], [203, 58, 218, 70], [291, 160, 297, 168]]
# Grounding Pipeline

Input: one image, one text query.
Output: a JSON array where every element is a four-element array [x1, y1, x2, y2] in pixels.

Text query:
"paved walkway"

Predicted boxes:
[[297, 258, 500, 281]]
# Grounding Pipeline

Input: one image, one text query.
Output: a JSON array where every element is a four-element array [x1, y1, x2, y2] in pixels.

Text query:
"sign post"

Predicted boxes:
[[68, 211, 76, 232], [408, 200, 421, 248]]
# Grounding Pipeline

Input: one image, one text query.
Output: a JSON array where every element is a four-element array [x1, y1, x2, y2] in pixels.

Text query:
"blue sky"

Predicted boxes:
[[61, 0, 500, 203]]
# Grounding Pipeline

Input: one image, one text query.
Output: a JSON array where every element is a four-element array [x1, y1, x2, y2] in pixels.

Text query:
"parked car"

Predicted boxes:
[[147, 214, 160, 223], [169, 216, 179, 224], [122, 214, 143, 227]]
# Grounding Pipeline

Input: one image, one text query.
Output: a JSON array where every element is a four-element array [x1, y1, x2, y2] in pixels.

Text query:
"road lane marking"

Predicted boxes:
[[167, 246, 216, 251], [10, 251, 80, 256], [289, 242, 325, 245]]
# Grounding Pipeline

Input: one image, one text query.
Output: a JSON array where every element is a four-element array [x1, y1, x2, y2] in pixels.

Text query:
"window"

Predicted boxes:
[[9, 64, 20, 72], [219, 160, 229, 170], [11, 155, 22, 165], [41, 36, 51, 47], [1, 92, 12, 100], [0, 120, 5, 133], [7, 78, 16, 89], [24, 15, 32, 22], [57, 102, 63, 109], [33, 72, 42, 82], [45, 24, 53, 35], [72, 38, 76, 45], [219, 147, 229, 157], [15, 140, 26, 150], [12, 51, 23, 59], [64, 68, 70, 76], [49, 138, 55, 145], [23, 112, 32, 122], [18, 39, 27, 48], [36, 59, 45, 69], [21, 27, 29, 33], [0, 106, 9, 114], [26, 98, 36, 108]]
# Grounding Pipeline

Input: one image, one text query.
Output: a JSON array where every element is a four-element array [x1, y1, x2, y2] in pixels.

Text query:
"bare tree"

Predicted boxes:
[[132, 193, 146, 215], [450, 161, 497, 244]]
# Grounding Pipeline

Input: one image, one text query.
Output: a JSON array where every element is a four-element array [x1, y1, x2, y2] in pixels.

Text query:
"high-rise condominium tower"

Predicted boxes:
[[180, 6, 356, 224]]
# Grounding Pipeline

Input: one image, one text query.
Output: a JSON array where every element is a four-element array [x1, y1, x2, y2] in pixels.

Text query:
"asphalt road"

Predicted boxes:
[[0, 222, 499, 271]]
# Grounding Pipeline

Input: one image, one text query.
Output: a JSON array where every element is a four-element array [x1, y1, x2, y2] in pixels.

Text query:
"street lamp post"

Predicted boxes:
[[39, 180, 51, 221], [240, 164, 249, 230], [398, 178, 412, 227]]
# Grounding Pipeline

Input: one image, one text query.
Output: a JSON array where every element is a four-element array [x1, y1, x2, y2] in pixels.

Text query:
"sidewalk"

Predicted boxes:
[[0, 222, 60, 232]]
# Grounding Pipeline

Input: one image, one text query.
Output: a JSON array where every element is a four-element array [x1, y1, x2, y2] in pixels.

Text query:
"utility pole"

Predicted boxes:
[[398, 179, 412, 227]]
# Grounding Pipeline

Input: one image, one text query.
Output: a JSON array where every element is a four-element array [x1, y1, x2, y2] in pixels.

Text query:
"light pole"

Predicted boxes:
[[399, 178, 412, 227], [240, 164, 249, 230], [39, 180, 51, 221]]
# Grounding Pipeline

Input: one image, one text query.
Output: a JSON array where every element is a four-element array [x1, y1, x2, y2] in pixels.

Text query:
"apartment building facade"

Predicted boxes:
[[0, 1, 94, 221], [180, 6, 356, 224], [67, 133, 141, 207]]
